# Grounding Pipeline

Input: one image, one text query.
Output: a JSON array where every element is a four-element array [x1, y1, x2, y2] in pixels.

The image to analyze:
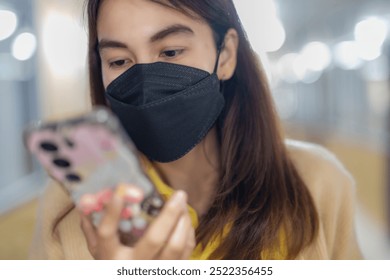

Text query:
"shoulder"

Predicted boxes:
[[284, 139, 362, 259], [38, 179, 74, 226], [285, 139, 355, 203], [285, 139, 353, 180], [29, 179, 72, 259], [31, 179, 92, 259]]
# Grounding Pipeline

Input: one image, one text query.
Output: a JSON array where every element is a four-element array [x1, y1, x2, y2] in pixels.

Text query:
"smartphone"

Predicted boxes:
[[23, 107, 164, 245]]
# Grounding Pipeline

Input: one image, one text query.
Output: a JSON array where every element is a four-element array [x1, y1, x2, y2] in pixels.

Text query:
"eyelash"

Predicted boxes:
[[108, 59, 130, 69], [160, 49, 185, 58], [107, 48, 185, 68]]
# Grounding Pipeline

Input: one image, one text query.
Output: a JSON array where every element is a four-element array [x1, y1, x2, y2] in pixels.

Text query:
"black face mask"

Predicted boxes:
[[105, 59, 224, 163]]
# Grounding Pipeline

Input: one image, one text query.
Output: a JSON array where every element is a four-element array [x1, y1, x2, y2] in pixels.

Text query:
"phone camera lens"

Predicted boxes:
[[40, 141, 58, 152], [66, 173, 82, 182], [53, 158, 71, 168]]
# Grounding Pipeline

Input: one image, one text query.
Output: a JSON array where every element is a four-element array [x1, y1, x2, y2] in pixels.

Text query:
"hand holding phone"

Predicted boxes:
[[24, 107, 164, 245], [81, 190, 195, 259]]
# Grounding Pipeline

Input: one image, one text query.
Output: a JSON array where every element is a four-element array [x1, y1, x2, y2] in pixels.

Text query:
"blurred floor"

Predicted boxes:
[[0, 199, 37, 259], [356, 205, 390, 259]]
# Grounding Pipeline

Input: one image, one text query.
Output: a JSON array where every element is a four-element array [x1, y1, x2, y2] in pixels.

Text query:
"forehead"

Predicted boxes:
[[97, 0, 209, 41]]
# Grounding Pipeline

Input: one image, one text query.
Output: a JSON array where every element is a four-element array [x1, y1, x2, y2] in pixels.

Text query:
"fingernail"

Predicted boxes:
[[170, 191, 187, 207], [115, 183, 144, 203], [115, 183, 128, 198]]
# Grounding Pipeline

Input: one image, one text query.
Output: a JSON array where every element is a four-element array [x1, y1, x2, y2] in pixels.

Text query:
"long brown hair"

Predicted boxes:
[[85, 0, 319, 259]]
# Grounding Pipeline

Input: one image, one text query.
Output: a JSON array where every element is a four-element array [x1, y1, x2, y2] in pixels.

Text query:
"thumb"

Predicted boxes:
[[80, 214, 98, 258]]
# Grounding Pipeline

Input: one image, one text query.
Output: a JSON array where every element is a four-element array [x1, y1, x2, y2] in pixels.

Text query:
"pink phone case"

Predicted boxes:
[[24, 107, 164, 245]]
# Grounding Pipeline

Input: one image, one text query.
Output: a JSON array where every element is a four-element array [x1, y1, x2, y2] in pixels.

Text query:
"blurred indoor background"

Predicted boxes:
[[0, 0, 389, 259]]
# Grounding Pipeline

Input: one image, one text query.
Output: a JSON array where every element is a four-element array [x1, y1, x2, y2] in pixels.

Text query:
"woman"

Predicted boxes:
[[30, 0, 362, 259]]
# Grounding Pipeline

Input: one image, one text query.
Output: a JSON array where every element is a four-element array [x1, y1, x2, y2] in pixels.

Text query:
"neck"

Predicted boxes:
[[152, 127, 220, 216]]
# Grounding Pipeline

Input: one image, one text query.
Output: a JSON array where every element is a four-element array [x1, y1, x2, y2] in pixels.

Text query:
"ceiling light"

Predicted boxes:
[[12, 32, 37, 61], [0, 10, 18, 41], [333, 41, 363, 70]]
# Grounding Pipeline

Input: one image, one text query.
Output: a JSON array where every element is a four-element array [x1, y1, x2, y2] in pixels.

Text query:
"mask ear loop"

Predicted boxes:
[[214, 40, 228, 137], [213, 41, 226, 145], [212, 38, 225, 74]]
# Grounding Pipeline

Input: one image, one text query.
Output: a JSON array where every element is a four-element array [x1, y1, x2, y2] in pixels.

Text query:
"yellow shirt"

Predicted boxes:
[[142, 158, 222, 260]]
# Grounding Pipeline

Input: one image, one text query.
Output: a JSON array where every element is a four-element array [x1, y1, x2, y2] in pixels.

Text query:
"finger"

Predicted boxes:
[[135, 191, 187, 258], [157, 212, 192, 259], [80, 214, 98, 256], [180, 222, 196, 260], [95, 189, 124, 248]]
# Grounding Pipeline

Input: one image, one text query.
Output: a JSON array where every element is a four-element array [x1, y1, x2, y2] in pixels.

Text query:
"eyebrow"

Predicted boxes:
[[98, 24, 194, 51], [150, 24, 194, 43], [98, 40, 128, 51]]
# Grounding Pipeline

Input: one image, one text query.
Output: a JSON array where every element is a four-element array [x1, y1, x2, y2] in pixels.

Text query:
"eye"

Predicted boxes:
[[108, 59, 130, 68], [160, 49, 184, 58]]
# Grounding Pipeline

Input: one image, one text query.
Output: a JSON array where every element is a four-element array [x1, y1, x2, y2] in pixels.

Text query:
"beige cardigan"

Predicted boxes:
[[29, 140, 362, 259]]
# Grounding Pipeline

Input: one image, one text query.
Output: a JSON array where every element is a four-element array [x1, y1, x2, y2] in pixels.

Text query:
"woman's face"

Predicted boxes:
[[97, 0, 220, 89]]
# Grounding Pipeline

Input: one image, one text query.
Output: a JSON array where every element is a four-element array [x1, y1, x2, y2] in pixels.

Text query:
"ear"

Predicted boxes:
[[216, 28, 239, 80]]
